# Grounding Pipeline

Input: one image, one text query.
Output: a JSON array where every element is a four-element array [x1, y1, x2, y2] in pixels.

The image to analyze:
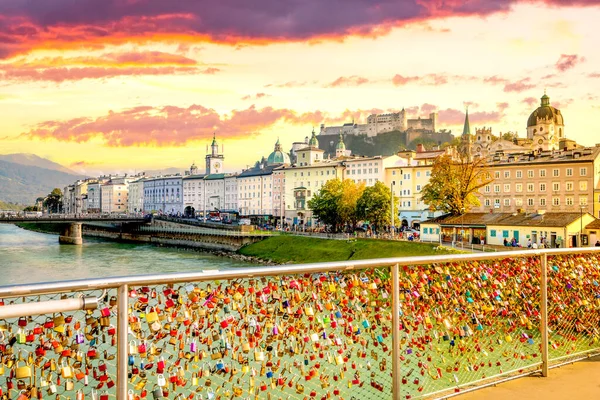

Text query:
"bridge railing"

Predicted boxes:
[[0, 248, 599, 400]]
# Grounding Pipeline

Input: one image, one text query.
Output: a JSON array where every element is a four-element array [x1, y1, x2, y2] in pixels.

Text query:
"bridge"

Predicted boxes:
[[0, 248, 598, 399], [0, 214, 149, 244]]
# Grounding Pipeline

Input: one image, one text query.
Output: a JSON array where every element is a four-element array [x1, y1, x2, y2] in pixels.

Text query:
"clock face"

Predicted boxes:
[[214, 162, 220, 168]]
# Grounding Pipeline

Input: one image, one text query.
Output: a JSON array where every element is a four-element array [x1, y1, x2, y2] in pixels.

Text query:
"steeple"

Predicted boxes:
[[462, 107, 471, 137], [308, 127, 319, 147], [335, 131, 346, 158], [541, 90, 550, 107], [211, 132, 219, 156]]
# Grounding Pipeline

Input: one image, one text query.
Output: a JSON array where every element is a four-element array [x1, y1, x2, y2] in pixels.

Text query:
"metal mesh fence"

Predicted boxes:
[[127, 267, 393, 399], [400, 257, 543, 399], [0, 250, 599, 399], [546, 253, 600, 366], [0, 289, 117, 399]]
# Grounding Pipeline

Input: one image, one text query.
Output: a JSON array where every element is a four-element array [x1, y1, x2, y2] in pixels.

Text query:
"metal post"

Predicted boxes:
[[540, 253, 549, 377], [117, 284, 129, 399], [390, 183, 395, 234], [391, 263, 401, 400]]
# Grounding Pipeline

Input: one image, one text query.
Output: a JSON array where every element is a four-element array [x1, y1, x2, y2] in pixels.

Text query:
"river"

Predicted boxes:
[[0, 224, 253, 286]]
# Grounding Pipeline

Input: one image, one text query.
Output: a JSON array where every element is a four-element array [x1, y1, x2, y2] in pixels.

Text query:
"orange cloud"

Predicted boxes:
[[2, 1, 598, 59], [392, 73, 449, 86]]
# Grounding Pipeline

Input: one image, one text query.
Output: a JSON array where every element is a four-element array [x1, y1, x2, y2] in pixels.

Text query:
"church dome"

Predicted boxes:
[[267, 138, 291, 165], [336, 132, 346, 150], [527, 93, 564, 128], [308, 128, 319, 147]]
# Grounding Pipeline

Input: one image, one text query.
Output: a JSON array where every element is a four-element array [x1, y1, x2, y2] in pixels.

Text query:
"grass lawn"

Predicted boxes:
[[238, 235, 461, 263]]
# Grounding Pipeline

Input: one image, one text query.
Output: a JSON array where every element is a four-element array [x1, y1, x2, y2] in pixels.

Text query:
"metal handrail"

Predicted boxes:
[[1, 247, 599, 298]]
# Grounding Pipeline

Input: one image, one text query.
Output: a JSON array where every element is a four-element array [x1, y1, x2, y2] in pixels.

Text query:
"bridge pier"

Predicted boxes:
[[59, 223, 83, 245]]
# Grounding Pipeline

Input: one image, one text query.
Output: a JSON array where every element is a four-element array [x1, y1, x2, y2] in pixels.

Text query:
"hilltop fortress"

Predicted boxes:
[[319, 109, 438, 137]]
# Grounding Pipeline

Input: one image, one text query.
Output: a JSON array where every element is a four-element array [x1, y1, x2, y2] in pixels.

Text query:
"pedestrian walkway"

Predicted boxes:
[[453, 355, 600, 400]]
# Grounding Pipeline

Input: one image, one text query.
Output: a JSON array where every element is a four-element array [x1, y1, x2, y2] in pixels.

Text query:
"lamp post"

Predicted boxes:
[[390, 182, 395, 234], [461, 206, 465, 250], [580, 205, 585, 247]]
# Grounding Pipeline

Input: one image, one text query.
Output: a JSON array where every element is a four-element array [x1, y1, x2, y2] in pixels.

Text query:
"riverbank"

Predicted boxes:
[[15, 223, 463, 265], [238, 235, 463, 264]]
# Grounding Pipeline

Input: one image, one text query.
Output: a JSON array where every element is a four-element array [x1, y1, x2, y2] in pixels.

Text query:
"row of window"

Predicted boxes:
[[493, 167, 587, 179], [348, 168, 378, 175], [294, 170, 335, 177], [484, 196, 588, 207], [486, 181, 589, 193]]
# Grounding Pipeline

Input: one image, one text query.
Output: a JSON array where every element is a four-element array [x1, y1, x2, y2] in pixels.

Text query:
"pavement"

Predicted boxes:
[[451, 355, 600, 400]]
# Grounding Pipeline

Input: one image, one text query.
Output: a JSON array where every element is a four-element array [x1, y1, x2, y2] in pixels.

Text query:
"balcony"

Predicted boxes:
[[0, 248, 599, 399]]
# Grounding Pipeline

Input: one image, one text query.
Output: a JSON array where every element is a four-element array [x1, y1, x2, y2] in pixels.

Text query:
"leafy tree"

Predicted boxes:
[[338, 179, 365, 229], [43, 188, 63, 214], [409, 137, 437, 151], [357, 181, 398, 230], [23, 206, 38, 212], [421, 154, 492, 215], [308, 179, 343, 231], [501, 132, 519, 142]]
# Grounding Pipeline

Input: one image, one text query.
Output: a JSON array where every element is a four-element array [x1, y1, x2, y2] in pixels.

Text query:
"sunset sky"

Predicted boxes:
[[1, 0, 599, 176]]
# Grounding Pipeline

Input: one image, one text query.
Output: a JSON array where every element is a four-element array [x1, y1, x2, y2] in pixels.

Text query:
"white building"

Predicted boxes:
[[127, 178, 145, 214], [101, 181, 128, 214], [86, 181, 103, 213], [143, 175, 183, 215], [224, 175, 238, 211]]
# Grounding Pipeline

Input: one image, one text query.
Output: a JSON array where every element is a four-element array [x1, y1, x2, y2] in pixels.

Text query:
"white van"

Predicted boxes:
[[239, 218, 251, 226]]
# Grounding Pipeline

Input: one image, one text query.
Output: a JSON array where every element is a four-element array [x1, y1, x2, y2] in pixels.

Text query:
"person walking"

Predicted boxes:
[[595, 240, 600, 247]]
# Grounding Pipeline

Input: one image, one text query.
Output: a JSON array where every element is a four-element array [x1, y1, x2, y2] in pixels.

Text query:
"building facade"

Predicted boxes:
[[127, 178, 145, 214], [101, 182, 128, 213], [143, 175, 183, 215]]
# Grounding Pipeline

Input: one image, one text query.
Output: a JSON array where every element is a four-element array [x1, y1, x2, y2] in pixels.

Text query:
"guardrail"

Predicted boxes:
[[133, 225, 276, 237], [0, 248, 599, 399]]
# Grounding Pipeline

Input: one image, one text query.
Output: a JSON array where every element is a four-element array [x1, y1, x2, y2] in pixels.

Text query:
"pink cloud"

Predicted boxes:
[[522, 97, 538, 107], [325, 75, 370, 87], [589, 73, 600, 78], [496, 102, 509, 112], [241, 92, 270, 100], [555, 54, 585, 72], [392, 73, 448, 86], [503, 78, 535, 93]]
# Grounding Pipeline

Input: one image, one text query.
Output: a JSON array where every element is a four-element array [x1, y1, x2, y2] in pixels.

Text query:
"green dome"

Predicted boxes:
[[267, 138, 290, 165], [527, 93, 564, 128], [336, 132, 346, 150]]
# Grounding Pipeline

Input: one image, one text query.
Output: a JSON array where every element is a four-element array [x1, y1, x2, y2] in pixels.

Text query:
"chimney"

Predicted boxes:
[[416, 144, 425, 153]]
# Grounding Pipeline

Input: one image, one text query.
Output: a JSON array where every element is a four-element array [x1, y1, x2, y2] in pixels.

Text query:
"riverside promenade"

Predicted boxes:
[[457, 355, 600, 400]]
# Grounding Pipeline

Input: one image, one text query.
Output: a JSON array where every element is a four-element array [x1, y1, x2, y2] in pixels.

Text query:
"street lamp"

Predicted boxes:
[[580, 205, 586, 247], [461, 206, 465, 249], [390, 182, 395, 234]]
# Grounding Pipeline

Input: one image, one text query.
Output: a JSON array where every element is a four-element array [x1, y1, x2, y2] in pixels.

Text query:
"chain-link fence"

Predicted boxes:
[[0, 248, 599, 399]]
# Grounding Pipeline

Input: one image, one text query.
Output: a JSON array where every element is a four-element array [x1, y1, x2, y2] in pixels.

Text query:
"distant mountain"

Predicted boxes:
[[143, 167, 183, 177], [0, 160, 83, 205], [0, 200, 24, 211], [0, 153, 77, 175]]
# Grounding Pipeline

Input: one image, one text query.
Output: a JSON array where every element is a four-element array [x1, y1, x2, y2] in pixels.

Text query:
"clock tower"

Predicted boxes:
[[206, 132, 224, 174]]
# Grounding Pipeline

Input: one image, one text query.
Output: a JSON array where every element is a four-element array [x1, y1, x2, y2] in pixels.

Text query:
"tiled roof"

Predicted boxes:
[[586, 219, 600, 230], [428, 212, 584, 228]]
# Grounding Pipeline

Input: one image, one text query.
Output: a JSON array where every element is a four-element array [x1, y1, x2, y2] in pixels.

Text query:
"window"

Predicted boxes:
[[553, 182, 559, 191], [527, 198, 534, 206], [426, 171, 431, 177], [504, 184, 510, 192], [504, 171, 510, 179], [485, 199, 491, 206], [494, 185, 500, 193], [494, 172, 500, 179], [416, 172, 421, 177], [516, 184, 523, 193], [540, 183, 546, 192], [566, 197, 573, 206], [553, 169, 559, 177], [416, 185, 421, 191], [423, 227, 428, 234], [566, 182, 573, 191], [580, 196, 588, 206], [485, 185, 491, 193], [503, 230, 509, 238], [490, 230, 497, 237], [504, 199, 510, 206], [516, 171, 522, 178], [527, 170, 534, 178], [580, 181, 588, 191], [515, 199, 523, 207], [527, 183, 534, 192], [540, 169, 546, 177], [540, 198, 546, 206], [553, 197, 560, 206], [494, 199, 500, 206], [392, 170, 396, 175], [580, 167, 587, 176]]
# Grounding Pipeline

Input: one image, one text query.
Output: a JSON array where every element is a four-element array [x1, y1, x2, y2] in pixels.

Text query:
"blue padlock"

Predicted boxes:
[[266, 371, 273, 378]]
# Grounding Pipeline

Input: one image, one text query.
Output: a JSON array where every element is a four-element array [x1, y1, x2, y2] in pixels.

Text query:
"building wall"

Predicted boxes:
[[183, 176, 205, 215], [224, 176, 238, 211], [143, 176, 183, 214], [205, 179, 225, 213], [473, 158, 597, 216], [101, 184, 128, 213], [127, 180, 144, 214], [237, 174, 273, 216], [86, 183, 102, 213]]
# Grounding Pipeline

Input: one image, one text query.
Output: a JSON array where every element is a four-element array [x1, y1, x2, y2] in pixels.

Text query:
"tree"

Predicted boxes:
[[357, 181, 398, 230], [420, 154, 492, 215], [501, 132, 519, 142], [409, 137, 437, 151], [308, 179, 365, 232], [43, 188, 63, 214], [308, 179, 343, 231]]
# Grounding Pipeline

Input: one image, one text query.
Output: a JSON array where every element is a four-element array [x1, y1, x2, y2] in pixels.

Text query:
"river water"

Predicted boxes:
[[0, 224, 253, 286]]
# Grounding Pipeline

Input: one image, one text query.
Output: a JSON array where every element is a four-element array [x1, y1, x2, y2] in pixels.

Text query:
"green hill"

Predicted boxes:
[[0, 200, 24, 211], [0, 160, 82, 205]]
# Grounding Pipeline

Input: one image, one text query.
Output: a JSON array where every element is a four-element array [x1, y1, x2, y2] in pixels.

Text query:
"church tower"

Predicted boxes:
[[459, 108, 472, 158], [335, 131, 347, 158], [205, 133, 224, 174]]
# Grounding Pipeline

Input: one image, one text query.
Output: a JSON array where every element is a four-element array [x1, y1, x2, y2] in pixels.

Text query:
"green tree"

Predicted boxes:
[[43, 188, 63, 214], [409, 137, 437, 151], [308, 179, 343, 231], [501, 132, 518, 142], [308, 179, 365, 231], [421, 154, 492, 215], [357, 181, 398, 230]]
